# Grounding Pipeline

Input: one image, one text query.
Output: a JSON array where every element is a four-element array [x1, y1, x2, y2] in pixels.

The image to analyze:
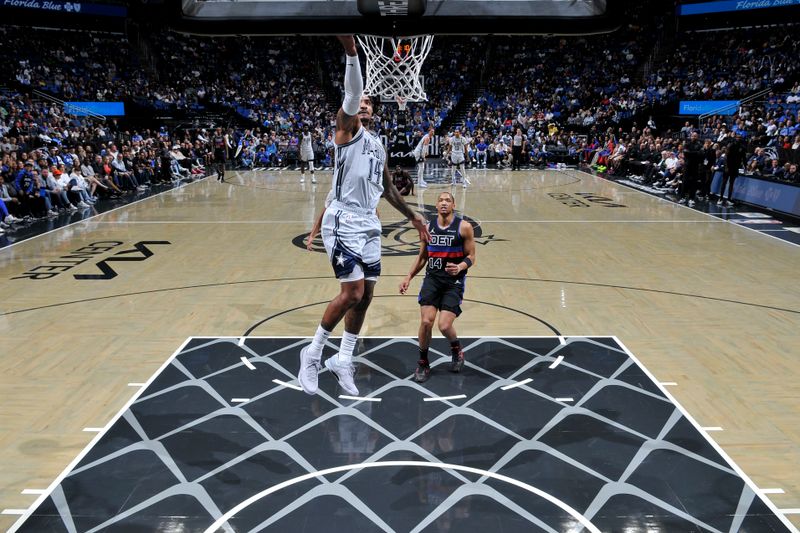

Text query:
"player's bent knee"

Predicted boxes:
[[353, 291, 373, 312], [339, 283, 365, 307], [420, 308, 437, 329], [344, 293, 362, 308]]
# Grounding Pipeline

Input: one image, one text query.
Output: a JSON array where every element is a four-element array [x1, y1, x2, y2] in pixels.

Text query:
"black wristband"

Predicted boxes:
[[463, 258, 473, 269]]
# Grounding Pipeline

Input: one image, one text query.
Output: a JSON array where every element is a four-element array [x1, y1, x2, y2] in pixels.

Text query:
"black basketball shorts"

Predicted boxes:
[[418, 275, 465, 316]]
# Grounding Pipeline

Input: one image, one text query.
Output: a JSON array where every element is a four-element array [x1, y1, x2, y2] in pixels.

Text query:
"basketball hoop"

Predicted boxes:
[[357, 34, 434, 103]]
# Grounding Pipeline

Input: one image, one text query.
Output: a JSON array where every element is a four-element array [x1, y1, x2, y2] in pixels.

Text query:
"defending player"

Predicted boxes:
[[399, 191, 476, 382]]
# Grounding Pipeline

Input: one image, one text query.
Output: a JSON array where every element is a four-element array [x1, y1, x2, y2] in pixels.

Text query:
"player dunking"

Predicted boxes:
[[299, 125, 317, 184], [399, 191, 476, 382], [413, 127, 435, 188], [298, 36, 430, 396]]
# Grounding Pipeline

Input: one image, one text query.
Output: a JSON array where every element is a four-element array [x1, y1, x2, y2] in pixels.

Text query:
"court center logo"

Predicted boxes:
[[292, 204, 505, 256]]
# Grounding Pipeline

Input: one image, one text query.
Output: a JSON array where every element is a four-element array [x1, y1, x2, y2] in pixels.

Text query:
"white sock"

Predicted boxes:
[[309, 325, 330, 359], [336, 331, 358, 365]]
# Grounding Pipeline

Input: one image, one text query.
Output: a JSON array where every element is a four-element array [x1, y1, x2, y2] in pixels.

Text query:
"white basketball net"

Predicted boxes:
[[357, 34, 434, 103]]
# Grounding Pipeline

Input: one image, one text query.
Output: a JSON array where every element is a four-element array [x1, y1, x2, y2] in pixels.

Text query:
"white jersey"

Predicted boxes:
[[332, 127, 385, 211], [413, 133, 432, 159], [300, 132, 314, 159], [450, 135, 467, 161]]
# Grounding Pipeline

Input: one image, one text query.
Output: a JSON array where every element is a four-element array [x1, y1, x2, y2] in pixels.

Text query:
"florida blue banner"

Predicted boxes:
[[1, 0, 127, 17], [679, 0, 800, 16], [65, 102, 125, 116], [679, 100, 739, 115]]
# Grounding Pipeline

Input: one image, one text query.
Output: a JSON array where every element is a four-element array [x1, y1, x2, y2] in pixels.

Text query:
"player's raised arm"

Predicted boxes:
[[335, 36, 362, 143], [382, 160, 431, 243]]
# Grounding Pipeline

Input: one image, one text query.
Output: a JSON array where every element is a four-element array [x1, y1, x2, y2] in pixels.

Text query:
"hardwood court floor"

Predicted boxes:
[[1, 168, 798, 530]]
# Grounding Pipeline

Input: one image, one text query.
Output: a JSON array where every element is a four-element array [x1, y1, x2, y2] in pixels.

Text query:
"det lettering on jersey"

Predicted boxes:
[[429, 234, 456, 246]]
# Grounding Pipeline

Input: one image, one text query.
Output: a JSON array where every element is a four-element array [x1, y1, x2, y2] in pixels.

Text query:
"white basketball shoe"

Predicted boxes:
[[324, 358, 359, 396], [297, 345, 321, 395]]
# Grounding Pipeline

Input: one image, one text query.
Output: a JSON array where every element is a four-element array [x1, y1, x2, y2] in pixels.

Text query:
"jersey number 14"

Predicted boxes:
[[367, 157, 383, 185]]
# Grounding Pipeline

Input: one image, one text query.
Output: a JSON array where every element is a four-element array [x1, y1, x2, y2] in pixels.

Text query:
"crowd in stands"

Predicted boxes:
[[0, 91, 211, 235], [2, 20, 800, 225], [468, 31, 648, 136], [2, 26, 142, 104], [645, 28, 797, 102], [460, 26, 797, 156], [1, 26, 482, 168], [577, 91, 800, 207], [427, 80, 799, 210], [417, 24, 800, 211]]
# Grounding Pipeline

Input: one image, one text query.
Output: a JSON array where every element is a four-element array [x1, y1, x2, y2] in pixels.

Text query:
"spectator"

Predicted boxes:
[[0, 173, 25, 222], [784, 163, 799, 184], [475, 136, 488, 168]]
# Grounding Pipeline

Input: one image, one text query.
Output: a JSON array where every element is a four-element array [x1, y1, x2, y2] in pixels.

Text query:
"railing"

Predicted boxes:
[[32, 89, 106, 122], [696, 86, 772, 128], [639, 32, 663, 83]]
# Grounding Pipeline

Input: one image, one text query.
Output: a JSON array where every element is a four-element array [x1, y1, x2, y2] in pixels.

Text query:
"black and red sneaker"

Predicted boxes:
[[450, 349, 465, 373], [414, 360, 431, 383]]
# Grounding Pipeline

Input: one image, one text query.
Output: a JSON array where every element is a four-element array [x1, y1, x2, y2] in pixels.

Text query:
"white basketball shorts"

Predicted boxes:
[[321, 205, 382, 282]]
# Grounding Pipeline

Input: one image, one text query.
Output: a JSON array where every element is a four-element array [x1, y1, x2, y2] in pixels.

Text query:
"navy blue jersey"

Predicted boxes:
[[426, 216, 466, 280]]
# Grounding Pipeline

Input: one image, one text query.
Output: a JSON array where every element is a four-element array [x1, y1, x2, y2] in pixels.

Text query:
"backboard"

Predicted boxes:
[[172, 0, 620, 36]]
